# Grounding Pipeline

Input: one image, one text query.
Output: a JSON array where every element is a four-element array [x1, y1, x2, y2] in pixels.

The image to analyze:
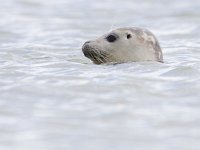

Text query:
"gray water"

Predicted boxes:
[[0, 0, 200, 150]]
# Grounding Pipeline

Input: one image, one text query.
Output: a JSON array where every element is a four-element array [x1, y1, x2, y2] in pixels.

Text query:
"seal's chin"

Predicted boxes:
[[82, 43, 108, 64]]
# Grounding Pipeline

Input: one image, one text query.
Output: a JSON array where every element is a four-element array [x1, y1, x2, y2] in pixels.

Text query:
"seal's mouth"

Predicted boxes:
[[82, 43, 109, 64]]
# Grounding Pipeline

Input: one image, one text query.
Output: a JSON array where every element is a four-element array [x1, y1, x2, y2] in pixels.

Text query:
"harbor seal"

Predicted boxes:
[[82, 27, 163, 64]]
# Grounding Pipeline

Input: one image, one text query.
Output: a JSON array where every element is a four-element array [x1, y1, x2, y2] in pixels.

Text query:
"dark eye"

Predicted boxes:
[[106, 34, 117, 42], [127, 34, 132, 39]]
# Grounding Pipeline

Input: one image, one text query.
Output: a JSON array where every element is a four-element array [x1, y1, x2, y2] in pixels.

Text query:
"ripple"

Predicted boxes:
[[0, 0, 200, 150]]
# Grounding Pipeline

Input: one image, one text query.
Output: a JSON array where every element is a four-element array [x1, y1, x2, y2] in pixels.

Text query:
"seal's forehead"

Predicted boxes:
[[112, 27, 154, 38], [116, 27, 134, 31], [112, 27, 133, 33], [111, 27, 141, 36], [113, 27, 135, 31]]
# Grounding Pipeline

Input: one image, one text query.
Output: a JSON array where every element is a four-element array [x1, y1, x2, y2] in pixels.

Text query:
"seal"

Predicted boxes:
[[82, 27, 163, 64]]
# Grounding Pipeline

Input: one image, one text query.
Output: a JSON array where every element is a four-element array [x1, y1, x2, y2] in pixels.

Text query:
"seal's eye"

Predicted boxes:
[[106, 34, 117, 42], [127, 34, 132, 39]]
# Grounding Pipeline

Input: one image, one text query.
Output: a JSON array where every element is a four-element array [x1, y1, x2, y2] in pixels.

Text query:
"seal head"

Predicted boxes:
[[82, 27, 163, 64]]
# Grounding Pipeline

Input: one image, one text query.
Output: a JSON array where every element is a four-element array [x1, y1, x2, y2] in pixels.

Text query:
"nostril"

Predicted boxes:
[[82, 46, 91, 57], [82, 43, 90, 56], [82, 41, 91, 52]]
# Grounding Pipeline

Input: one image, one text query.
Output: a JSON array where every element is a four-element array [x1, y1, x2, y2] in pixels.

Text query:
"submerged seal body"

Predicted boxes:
[[82, 27, 163, 64]]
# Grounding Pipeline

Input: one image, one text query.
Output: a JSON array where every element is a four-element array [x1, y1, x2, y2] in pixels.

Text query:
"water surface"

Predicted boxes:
[[0, 0, 200, 150]]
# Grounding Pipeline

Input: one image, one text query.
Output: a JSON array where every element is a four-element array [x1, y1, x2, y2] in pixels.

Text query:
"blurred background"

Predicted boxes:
[[0, 0, 200, 150]]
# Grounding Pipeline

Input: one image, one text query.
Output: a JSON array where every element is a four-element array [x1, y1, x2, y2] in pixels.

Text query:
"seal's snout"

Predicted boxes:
[[82, 41, 107, 64], [82, 41, 92, 58]]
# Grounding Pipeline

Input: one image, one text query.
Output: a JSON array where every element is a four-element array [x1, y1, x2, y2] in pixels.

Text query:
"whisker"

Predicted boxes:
[[100, 51, 111, 62], [91, 52, 103, 64], [96, 51, 107, 63], [84, 47, 111, 64]]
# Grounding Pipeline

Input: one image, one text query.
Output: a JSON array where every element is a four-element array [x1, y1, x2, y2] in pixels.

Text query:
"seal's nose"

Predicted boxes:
[[82, 41, 92, 57], [82, 41, 91, 51]]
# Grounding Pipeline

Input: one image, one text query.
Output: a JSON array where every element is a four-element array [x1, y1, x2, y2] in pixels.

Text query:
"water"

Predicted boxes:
[[0, 0, 200, 150]]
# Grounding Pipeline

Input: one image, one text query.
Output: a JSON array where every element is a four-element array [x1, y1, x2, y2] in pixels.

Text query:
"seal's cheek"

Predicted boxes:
[[95, 39, 102, 43]]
